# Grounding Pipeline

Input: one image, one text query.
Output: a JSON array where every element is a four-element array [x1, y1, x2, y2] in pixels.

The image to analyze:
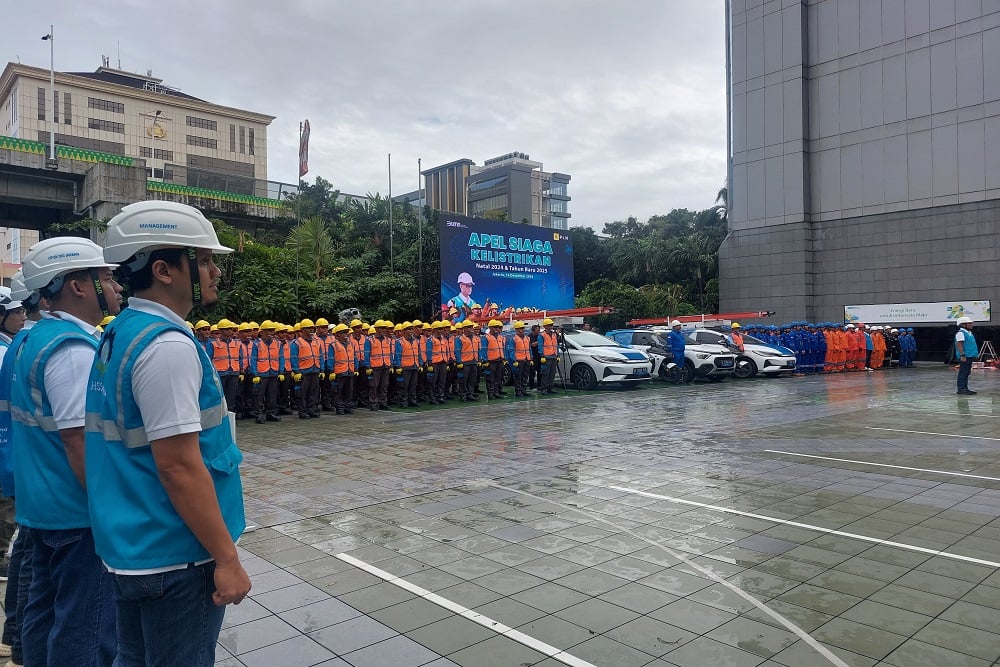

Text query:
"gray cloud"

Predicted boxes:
[[7, 0, 725, 229]]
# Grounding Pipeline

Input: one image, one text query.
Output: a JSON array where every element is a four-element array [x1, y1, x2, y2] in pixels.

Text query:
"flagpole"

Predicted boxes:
[[295, 121, 302, 302], [417, 157, 423, 318], [388, 152, 393, 275]]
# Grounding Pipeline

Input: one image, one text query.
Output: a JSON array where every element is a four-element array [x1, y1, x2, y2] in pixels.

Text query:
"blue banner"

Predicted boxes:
[[439, 214, 574, 321]]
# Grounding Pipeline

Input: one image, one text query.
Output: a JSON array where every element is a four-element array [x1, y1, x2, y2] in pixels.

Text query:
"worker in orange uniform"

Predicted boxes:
[[209, 319, 244, 412], [505, 321, 533, 397], [349, 319, 367, 409], [426, 321, 449, 404], [364, 320, 393, 411], [327, 323, 356, 414], [315, 317, 333, 411], [290, 318, 324, 418], [482, 319, 507, 399], [453, 321, 478, 401], [248, 321, 283, 423], [538, 318, 561, 393], [391, 323, 421, 407]]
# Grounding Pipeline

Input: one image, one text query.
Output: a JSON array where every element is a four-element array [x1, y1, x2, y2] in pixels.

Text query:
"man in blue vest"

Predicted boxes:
[[666, 320, 688, 383], [954, 316, 978, 395], [86, 200, 250, 666], [10, 236, 123, 667]]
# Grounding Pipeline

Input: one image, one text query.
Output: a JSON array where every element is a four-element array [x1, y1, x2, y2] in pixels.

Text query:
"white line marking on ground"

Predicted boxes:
[[763, 450, 1000, 482], [334, 553, 598, 667], [865, 426, 1000, 441], [608, 485, 1000, 569], [487, 484, 851, 667]]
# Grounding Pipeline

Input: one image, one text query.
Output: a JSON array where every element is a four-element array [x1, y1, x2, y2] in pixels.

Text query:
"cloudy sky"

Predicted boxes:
[[7, 1, 726, 231]]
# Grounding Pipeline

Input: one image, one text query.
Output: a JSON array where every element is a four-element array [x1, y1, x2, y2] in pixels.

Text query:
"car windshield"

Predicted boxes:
[[566, 330, 625, 348], [743, 334, 767, 345], [650, 333, 669, 348]]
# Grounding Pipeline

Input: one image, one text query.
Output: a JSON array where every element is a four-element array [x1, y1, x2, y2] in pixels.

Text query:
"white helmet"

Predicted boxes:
[[957, 316, 974, 326], [103, 200, 233, 269], [671, 320, 682, 327], [9, 270, 38, 308], [21, 237, 118, 293], [457, 272, 475, 285]]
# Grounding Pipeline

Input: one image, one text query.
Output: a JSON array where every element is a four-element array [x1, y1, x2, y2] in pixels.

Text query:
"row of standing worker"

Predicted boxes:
[[189, 316, 566, 421], [732, 321, 919, 373]]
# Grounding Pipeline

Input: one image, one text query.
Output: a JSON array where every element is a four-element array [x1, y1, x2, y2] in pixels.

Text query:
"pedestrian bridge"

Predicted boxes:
[[0, 135, 294, 233]]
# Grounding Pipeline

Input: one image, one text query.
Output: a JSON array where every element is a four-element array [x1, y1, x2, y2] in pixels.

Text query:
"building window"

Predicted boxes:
[[87, 97, 125, 114], [88, 117, 125, 134], [544, 199, 568, 214], [63, 92, 71, 125], [469, 194, 509, 216], [186, 135, 218, 149], [139, 146, 174, 161], [53, 91, 59, 123], [229, 124, 236, 152], [186, 115, 217, 131], [37, 88, 45, 120], [469, 175, 508, 193], [248, 128, 254, 156], [239, 126, 245, 154]]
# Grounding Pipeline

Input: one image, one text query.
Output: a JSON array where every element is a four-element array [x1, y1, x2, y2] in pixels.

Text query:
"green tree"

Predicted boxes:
[[286, 216, 337, 279]]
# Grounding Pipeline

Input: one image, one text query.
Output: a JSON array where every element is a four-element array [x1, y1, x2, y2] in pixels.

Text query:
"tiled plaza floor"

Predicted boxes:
[[214, 366, 1000, 666]]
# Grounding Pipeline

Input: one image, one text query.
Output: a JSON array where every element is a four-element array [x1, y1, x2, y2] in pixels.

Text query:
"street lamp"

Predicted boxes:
[[41, 25, 55, 164]]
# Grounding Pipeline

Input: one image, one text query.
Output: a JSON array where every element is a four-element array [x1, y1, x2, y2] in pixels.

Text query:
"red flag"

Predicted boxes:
[[298, 119, 311, 178]]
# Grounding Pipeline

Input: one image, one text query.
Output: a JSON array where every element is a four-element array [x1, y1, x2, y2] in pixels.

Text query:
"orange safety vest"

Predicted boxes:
[[540, 330, 559, 356], [458, 335, 476, 363], [211, 339, 242, 373], [446, 335, 455, 360], [430, 337, 447, 363], [484, 333, 504, 361], [296, 336, 321, 371], [513, 334, 531, 361], [352, 334, 366, 365], [253, 339, 280, 374], [399, 337, 419, 368], [369, 336, 392, 368], [330, 339, 353, 374]]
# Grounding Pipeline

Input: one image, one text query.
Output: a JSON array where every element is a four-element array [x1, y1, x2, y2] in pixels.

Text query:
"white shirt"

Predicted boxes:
[[126, 298, 204, 442], [42, 311, 99, 430]]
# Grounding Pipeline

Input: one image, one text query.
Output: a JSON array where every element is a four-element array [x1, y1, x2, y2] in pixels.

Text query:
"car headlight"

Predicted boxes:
[[750, 349, 777, 358], [695, 353, 710, 360], [592, 355, 624, 363]]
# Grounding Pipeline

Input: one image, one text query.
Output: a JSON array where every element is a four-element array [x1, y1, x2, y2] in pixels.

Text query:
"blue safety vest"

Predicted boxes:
[[85, 308, 245, 570], [11, 318, 98, 529], [0, 330, 30, 498], [959, 329, 978, 358]]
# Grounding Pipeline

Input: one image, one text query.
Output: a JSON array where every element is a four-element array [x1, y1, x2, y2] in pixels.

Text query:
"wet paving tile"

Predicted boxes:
[[197, 368, 1000, 666]]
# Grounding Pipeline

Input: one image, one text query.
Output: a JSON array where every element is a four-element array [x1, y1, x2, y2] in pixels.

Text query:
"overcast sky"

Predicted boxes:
[[8, 1, 726, 231]]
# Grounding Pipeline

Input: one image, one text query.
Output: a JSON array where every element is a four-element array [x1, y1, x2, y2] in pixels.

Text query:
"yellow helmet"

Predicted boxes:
[[194, 319, 211, 330], [315, 317, 329, 327], [488, 319, 503, 327], [401, 321, 413, 329], [731, 322, 741, 329], [367, 325, 376, 334], [293, 322, 302, 331], [185, 320, 193, 329], [350, 319, 363, 327], [513, 321, 526, 329], [422, 323, 431, 330], [383, 321, 394, 329], [99, 315, 116, 327], [259, 320, 276, 330], [332, 323, 349, 333], [393, 323, 403, 331], [412, 319, 423, 327], [249, 321, 260, 329], [472, 303, 481, 309], [542, 318, 555, 325], [210, 324, 218, 332], [300, 318, 315, 328], [237, 322, 252, 332], [216, 318, 237, 329]]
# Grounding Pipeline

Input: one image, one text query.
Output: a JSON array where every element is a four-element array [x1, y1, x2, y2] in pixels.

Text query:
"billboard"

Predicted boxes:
[[844, 301, 991, 324], [439, 213, 574, 320]]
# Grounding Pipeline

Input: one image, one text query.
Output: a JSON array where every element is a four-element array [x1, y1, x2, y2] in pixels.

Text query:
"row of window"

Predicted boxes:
[[36, 88, 72, 124], [88, 117, 125, 134], [139, 146, 175, 161], [469, 194, 509, 215], [88, 96, 125, 114], [229, 124, 255, 155], [469, 175, 508, 193], [186, 115, 217, 130], [187, 135, 218, 149]]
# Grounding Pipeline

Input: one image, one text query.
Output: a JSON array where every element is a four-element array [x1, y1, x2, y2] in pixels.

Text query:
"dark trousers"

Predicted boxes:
[[486, 360, 504, 396], [23, 527, 115, 667], [354, 366, 369, 406], [333, 373, 354, 411], [277, 376, 292, 412], [237, 376, 253, 416], [3, 526, 31, 664], [299, 372, 320, 416], [253, 376, 278, 417], [530, 356, 541, 387], [957, 358, 973, 391], [541, 359, 558, 391], [432, 362, 448, 400], [112, 562, 225, 667], [320, 375, 334, 409], [369, 367, 390, 406], [219, 374, 240, 414], [396, 369, 418, 404], [512, 361, 528, 395]]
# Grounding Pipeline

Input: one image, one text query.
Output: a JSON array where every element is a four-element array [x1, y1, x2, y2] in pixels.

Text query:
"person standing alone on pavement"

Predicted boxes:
[[86, 201, 251, 666], [954, 316, 978, 395]]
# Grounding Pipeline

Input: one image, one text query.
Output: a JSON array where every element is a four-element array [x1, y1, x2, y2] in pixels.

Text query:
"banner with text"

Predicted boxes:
[[439, 213, 574, 320], [845, 301, 991, 324]]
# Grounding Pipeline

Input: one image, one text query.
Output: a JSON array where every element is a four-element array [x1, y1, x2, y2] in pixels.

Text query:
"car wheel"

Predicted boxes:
[[570, 364, 598, 391], [733, 356, 757, 379], [681, 361, 695, 384]]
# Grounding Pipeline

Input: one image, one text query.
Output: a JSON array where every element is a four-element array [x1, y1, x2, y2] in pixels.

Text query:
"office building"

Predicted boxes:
[[421, 152, 571, 229], [720, 0, 1000, 322]]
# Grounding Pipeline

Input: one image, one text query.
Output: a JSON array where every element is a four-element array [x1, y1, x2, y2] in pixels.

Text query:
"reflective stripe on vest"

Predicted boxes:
[[212, 339, 242, 373], [398, 338, 419, 368], [540, 331, 559, 356], [514, 334, 531, 361], [458, 335, 476, 363], [430, 338, 447, 363], [254, 340, 280, 374], [330, 339, 353, 374], [485, 334, 504, 361], [296, 337, 319, 370], [368, 336, 392, 368]]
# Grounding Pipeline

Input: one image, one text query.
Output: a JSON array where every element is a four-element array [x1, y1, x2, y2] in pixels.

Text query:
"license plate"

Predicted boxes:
[[632, 368, 646, 375], [717, 359, 734, 368]]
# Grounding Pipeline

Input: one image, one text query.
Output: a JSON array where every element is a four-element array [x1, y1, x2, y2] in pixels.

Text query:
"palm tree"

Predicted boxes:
[[668, 233, 716, 310], [287, 216, 336, 279], [612, 236, 667, 285]]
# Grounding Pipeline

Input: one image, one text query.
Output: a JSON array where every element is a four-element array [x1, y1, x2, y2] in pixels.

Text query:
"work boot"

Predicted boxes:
[[266, 415, 281, 422]]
